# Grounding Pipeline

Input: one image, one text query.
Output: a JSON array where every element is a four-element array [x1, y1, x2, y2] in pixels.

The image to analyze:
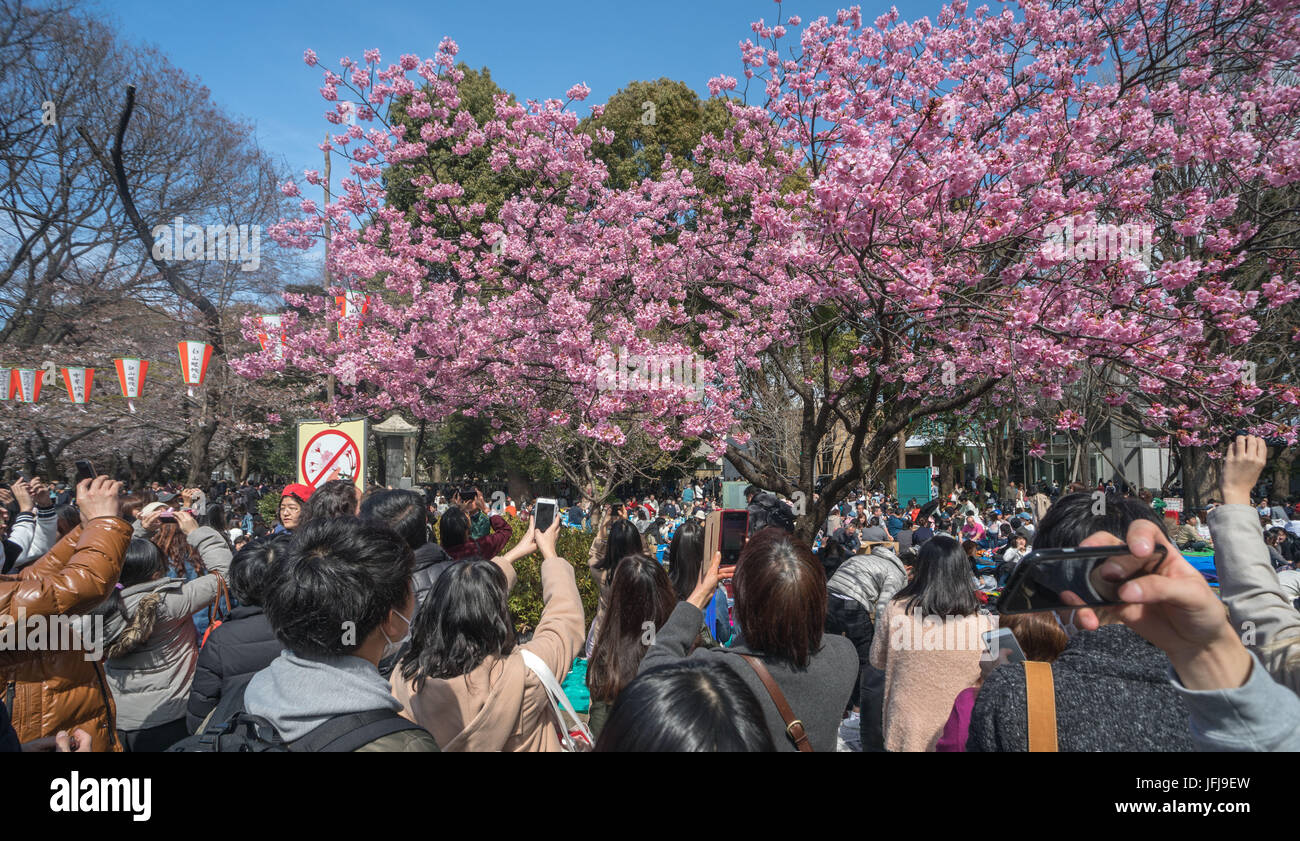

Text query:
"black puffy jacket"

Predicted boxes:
[[185, 606, 282, 733]]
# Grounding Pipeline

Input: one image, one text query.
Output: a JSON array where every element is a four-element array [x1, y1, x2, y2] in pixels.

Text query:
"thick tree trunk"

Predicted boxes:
[[1272, 447, 1296, 500], [1179, 445, 1217, 511]]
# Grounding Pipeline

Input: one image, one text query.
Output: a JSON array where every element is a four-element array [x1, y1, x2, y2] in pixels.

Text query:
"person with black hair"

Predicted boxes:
[[440, 504, 511, 563], [966, 492, 1194, 752], [594, 660, 775, 752], [185, 535, 291, 733], [586, 516, 654, 656], [667, 518, 732, 648], [238, 517, 437, 751], [95, 506, 232, 751], [586, 554, 676, 738], [869, 534, 996, 751], [392, 516, 584, 751], [1, 478, 59, 574], [304, 479, 360, 521]]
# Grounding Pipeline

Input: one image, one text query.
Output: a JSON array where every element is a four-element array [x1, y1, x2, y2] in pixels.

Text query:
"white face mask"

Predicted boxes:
[[380, 608, 412, 661]]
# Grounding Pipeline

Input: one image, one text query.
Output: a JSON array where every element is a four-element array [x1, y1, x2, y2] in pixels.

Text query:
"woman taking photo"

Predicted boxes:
[[392, 516, 584, 751], [869, 533, 996, 752], [639, 528, 857, 752], [98, 509, 232, 751], [586, 554, 676, 738]]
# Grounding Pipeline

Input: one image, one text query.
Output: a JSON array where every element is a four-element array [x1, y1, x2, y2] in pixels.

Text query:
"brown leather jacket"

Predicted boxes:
[[1, 517, 132, 751]]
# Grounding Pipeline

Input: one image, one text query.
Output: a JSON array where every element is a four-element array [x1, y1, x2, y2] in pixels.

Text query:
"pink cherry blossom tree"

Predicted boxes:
[[244, 0, 1300, 538]]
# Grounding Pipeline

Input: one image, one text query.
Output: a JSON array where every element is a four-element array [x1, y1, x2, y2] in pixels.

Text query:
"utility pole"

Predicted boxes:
[[324, 136, 336, 403]]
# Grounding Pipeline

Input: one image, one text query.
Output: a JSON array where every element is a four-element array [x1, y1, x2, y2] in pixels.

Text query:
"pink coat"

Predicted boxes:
[[869, 598, 995, 752]]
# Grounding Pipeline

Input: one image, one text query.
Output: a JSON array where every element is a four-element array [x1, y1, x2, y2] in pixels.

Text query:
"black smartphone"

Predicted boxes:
[[74, 460, 96, 484], [998, 544, 1168, 614], [534, 497, 557, 532]]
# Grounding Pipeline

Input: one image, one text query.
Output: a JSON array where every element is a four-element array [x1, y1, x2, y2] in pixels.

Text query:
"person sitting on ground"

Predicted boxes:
[[594, 660, 775, 752], [859, 517, 889, 543], [236, 517, 437, 751], [392, 516, 583, 751], [185, 535, 289, 733], [641, 528, 857, 752]]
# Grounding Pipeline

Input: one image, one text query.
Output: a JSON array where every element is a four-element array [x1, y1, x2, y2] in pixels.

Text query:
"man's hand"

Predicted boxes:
[[77, 476, 123, 522], [1074, 517, 1251, 691], [688, 551, 723, 611], [1220, 435, 1267, 507], [56, 729, 93, 752]]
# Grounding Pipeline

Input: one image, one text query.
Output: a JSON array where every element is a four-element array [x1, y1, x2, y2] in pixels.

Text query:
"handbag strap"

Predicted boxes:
[[1024, 660, 1058, 752], [207, 573, 230, 626], [735, 653, 812, 752], [519, 649, 592, 749]]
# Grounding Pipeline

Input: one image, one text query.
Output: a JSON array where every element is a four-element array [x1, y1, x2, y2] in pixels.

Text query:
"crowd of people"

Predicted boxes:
[[2, 435, 1299, 752]]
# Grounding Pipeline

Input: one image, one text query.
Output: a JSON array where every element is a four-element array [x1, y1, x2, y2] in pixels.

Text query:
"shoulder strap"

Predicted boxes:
[[1024, 660, 1058, 753], [520, 648, 593, 750], [735, 653, 812, 752], [289, 708, 424, 753]]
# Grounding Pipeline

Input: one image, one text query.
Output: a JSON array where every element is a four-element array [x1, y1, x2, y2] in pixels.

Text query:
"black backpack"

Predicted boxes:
[[167, 683, 426, 752]]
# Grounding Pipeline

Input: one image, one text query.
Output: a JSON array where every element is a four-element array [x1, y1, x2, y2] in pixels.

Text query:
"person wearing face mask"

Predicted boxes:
[[222, 517, 437, 751]]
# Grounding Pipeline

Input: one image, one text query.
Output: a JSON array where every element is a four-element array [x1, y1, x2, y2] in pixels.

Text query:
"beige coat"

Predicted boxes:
[[391, 556, 584, 751], [870, 598, 996, 752]]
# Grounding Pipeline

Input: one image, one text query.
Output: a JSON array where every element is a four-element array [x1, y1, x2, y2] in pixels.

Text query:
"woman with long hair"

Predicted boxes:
[[638, 528, 857, 752], [391, 517, 584, 751], [96, 508, 233, 751], [586, 554, 676, 738], [869, 533, 996, 751], [585, 516, 651, 656], [666, 518, 732, 647]]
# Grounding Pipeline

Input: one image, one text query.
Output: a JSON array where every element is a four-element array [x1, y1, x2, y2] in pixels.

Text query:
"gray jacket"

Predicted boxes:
[[1170, 650, 1300, 751], [1208, 504, 1300, 693], [103, 526, 232, 730], [826, 546, 908, 623]]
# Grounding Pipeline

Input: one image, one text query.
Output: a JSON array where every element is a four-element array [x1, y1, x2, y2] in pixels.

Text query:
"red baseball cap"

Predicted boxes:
[[281, 483, 313, 503]]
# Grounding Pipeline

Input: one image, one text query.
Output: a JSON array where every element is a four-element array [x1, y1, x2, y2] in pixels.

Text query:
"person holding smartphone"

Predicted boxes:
[[966, 493, 1197, 752]]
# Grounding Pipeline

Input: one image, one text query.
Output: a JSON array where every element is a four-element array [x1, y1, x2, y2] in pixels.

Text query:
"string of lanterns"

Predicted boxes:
[[2, 295, 367, 408]]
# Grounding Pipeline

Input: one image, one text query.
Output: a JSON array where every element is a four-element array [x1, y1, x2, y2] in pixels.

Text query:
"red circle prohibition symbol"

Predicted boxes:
[[301, 429, 361, 489]]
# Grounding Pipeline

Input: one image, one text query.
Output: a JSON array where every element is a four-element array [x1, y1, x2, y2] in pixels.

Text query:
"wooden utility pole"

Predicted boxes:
[[324, 136, 336, 402]]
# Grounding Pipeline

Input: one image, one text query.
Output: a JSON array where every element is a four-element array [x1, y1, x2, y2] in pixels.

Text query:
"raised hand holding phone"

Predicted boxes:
[[77, 476, 123, 523], [688, 551, 723, 611], [533, 513, 562, 560]]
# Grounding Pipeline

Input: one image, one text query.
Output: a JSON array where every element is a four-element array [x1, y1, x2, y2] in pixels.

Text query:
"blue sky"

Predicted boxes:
[[95, 0, 936, 180]]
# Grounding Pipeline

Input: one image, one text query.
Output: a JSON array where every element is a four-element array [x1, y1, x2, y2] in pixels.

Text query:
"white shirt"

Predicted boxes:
[[1278, 569, 1300, 602]]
